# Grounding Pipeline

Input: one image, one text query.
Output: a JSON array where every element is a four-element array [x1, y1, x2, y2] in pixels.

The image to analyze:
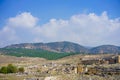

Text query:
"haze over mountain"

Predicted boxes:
[[4, 41, 120, 54]]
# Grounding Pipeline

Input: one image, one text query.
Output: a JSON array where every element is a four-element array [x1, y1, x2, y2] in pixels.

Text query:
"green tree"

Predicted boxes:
[[18, 67, 24, 73], [7, 64, 18, 73], [0, 66, 7, 74]]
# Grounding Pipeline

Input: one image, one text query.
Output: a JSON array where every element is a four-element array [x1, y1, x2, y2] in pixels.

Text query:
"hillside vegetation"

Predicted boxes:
[[0, 48, 79, 60]]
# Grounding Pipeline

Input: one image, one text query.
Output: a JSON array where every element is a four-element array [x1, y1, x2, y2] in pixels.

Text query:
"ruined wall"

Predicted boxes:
[[117, 55, 120, 63]]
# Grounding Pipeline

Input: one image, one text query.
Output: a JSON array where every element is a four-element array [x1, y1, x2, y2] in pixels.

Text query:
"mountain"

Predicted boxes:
[[5, 41, 89, 53], [2, 41, 120, 54], [90, 45, 120, 54], [1, 41, 120, 60]]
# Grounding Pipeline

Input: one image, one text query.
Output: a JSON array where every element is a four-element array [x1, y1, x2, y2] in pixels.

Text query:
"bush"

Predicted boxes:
[[18, 67, 24, 73], [0, 66, 7, 74], [0, 64, 25, 74], [7, 64, 18, 73]]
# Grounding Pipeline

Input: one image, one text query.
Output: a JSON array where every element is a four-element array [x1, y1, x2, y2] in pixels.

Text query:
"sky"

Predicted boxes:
[[0, 0, 120, 47]]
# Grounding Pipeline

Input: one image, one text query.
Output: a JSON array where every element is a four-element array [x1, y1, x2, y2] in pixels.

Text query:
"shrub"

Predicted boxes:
[[0, 64, 25, 74], [0, 66, 7, 74], [18, 67, 24, 73], [7, 64, 18, 73]]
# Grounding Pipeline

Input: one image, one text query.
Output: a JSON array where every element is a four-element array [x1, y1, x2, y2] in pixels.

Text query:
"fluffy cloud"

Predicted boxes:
[[0, 12, 120, 47], [7, 12, 38, 28]]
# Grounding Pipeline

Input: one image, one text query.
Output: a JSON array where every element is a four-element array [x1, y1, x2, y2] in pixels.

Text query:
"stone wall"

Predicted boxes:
[[117, 56, 120, 63]]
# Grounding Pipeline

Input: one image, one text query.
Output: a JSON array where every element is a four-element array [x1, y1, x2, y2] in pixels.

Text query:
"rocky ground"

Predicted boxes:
[[0, 54, 120, 80]]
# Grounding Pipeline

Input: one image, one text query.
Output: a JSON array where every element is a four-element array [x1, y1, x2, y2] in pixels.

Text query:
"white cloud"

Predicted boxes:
[[0, 11, 120, 47], [8, 12, 38, 28], [0, 26, 19, 47]]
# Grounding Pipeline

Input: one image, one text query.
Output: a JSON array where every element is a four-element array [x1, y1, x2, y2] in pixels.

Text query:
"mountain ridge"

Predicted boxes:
[[90, 45, 120, 54], [3, 41, 120, 54], [4, 41, 89, 53]]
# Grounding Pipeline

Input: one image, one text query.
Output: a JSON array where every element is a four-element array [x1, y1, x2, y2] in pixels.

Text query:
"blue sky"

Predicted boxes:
[[0, 0, 120, 47], [0, 0, 120, 26]]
